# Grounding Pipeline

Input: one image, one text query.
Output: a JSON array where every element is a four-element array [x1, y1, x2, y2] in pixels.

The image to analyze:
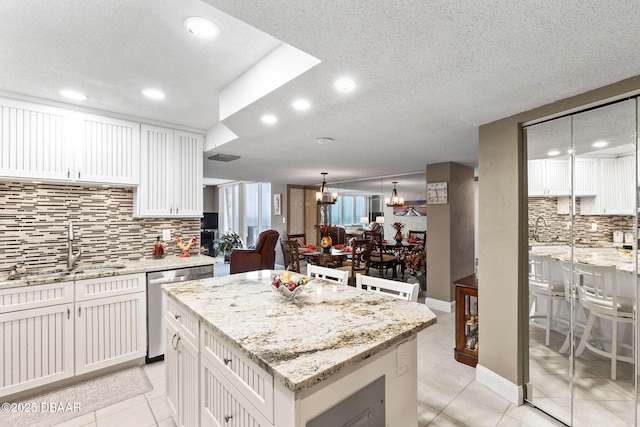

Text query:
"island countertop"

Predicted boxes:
[[163, 269, 437, 392]]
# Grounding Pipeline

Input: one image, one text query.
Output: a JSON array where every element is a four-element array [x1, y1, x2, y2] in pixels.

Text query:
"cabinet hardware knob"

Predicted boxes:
[[175, 314, 181, 320], [223, 358, 232, 365], [78, 306, 81, 317], [224, 415, 233, 422], [172, 333, 178, 350], [67, 307, 70, 319]]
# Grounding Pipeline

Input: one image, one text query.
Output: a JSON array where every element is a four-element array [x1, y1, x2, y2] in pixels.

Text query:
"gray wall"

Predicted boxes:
[[478, 75, 640, 386], [203, 185, 218, 212]]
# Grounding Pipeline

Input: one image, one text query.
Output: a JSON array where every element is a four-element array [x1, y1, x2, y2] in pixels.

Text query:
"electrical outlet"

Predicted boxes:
[[397, 340, 410, 376], [591, 222, 597, 231], [162, 229, 171, 241]]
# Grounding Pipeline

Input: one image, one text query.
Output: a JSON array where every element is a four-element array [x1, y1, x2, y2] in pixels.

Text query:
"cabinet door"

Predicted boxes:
[[0, 303, 74, 397], [137, 124, 173, 216], [75, 113, 140, 185], [615, 155, 635, 215], [75, 292, 146, 375], [201, 357, 271, 427], [527, 160, 545, 196], [0, 97, 73, 181], [545, 159, 570, 196], [179, 335, 200, 427], [574, 158, 598, 196], [173, 131, 203, 217], [166, 319, 180, 424]]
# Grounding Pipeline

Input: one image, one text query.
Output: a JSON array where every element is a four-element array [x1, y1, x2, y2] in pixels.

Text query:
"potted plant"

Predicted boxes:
[[214, 232, 243, 262]]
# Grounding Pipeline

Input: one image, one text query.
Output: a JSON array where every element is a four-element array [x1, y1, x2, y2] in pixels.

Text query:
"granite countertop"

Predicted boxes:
[[0, 255, 220, 289], [163, 270, 437, 393], [530, 247, 636, 274]]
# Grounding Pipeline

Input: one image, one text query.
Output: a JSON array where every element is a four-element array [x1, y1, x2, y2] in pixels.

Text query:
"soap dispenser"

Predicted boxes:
[[153, 236, 165, 259]]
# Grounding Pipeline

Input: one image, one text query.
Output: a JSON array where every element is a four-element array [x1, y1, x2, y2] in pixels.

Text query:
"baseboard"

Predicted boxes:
[[425, 298, 455, 313], [476, 364, 523, 406]]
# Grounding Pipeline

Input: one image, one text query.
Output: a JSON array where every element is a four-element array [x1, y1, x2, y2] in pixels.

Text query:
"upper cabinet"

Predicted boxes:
[[0, 97, 140, 185], [134, 125, 203, 218], [573, 157, 598, 196], [528, 159, 570, 196], [581, 156, 635, 215]]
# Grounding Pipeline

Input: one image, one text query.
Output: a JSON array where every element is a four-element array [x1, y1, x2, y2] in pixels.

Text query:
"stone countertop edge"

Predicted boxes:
[[163, 272, 437, 393], [0, 255, 221, 289]]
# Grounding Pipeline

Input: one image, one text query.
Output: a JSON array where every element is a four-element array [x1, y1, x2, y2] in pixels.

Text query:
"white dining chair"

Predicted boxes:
[[306, 264, 349, 285], [529, 254, 568, 347], [355, 273, 419, 302], [573, 262, 634, 380]]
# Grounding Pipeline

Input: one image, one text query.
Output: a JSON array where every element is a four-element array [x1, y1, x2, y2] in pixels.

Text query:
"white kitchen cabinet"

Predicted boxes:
[[166, 309, 200, 427], [580, 156, 635, 215], [0, 97, 73, 181], [75, 292, 146, 375], [0, 97, 141, 185], [135, 125, 203, 218], [527, 159, 570, 196], [0, 281, 75, 397], [74, 113, 140, 185], [574, 157, 598, 196]]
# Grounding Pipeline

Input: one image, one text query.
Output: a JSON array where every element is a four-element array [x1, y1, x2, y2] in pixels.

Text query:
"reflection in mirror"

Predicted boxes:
[[525, 98, 637, 426]]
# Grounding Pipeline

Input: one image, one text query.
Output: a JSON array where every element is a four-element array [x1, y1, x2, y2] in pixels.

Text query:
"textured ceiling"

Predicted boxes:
[[2, 1, 640, 193]]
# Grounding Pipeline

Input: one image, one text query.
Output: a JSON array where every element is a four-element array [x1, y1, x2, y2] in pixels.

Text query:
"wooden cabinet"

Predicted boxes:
[[0, 281, 75, 397], [166, 299, 200, 427], [454, 274, 478, 367], [0, 97, 140, 185], [135, 125, 203, 218]]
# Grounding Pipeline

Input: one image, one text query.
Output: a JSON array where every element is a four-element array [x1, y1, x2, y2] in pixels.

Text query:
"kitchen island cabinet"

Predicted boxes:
[[163, 270, 436, 426]]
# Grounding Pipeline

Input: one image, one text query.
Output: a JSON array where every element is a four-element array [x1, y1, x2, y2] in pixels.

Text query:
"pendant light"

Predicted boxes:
[[385, 181, 404, 207], [315, 172, 337, 205]]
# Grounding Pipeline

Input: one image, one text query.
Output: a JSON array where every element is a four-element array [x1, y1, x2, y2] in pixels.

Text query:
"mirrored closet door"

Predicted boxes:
[[525, 98, 638, 425]]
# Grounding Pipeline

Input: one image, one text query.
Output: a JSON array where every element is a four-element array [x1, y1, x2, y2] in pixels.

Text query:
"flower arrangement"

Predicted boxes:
[[400, 248, 425, 276], [318, 224, 330, 236], [392, 222, 404, 232]]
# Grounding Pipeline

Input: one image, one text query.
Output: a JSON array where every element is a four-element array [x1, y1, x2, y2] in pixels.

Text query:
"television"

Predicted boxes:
[[201, 212, 218, 231]]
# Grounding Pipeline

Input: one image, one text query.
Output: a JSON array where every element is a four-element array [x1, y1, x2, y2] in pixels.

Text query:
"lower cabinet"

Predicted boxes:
[[166, 310, 200, 427], [75, 292, 146, 375]]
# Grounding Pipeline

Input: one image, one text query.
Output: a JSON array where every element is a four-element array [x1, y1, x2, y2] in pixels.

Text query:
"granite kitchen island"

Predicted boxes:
[[163, 270, 436, 427]]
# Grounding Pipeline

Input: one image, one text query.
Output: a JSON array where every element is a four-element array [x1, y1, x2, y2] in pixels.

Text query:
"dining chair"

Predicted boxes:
[[364, 230, 398, 278], [408, 230, 426, 249], [280, 239, 301, 273], [557, 258, 588, 354], [355, 273, 419, 302], [573, 262, 634, 380], [335, 239, 373, 285], [528, 254, 568, 347], [306, 264, 349, 285]]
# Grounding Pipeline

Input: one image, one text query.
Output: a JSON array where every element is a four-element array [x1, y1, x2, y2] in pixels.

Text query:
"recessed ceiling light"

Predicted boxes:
[[315, 137, 334, 145], [292, 99, 310, 111], [142, 88, 166, 100], [567, 149, 574, 154], [59, 89, 87, 101], [334, 78, 357, 92], [184, 17, 220, 40], [547, 150, 560, 156], [592, 140, 608, 148], [261, 114, 277, 125]]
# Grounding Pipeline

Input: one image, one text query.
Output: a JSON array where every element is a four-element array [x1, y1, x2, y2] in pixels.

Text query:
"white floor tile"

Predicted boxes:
[[51, 412, 96, 427], [95, 400, 155, 427], [148, 395, 172, 423], [443, 392, 507, 427], [427, 412, 469, 426], [94, 394, 147, 419]]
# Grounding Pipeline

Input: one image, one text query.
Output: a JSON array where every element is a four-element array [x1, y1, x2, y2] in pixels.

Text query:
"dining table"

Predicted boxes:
[[301, 246, 350, 267]]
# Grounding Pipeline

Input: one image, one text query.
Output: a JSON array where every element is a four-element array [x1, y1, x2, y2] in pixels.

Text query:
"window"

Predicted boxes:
[[220, 182, 271, 246], [331, 195, 370, 225]]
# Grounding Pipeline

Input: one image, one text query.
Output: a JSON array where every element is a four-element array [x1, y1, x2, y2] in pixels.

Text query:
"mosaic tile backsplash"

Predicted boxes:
[[528, 197, 636, 245], [0, 182, 200, 274]]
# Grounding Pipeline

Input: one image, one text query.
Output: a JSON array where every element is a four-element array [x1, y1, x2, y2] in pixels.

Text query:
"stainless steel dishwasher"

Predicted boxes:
[[147, 265, 213, 362]]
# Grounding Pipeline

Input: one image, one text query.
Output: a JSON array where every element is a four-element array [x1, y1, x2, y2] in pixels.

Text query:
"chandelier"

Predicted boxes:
[[385, 181, 404, 207], [315, 172, 337, 205]]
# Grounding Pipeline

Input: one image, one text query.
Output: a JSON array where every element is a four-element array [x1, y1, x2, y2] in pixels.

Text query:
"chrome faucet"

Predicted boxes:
[[67, 221, 82, 269], [533, 216, 548, 242]]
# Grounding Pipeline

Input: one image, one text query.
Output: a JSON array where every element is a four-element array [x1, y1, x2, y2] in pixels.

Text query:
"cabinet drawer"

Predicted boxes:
[[166, 298, 199, 347], [75, 273, 145, 301], [0, 281, 74, 314], [201, 359, 272, 427], [201, 324, 273, 423]]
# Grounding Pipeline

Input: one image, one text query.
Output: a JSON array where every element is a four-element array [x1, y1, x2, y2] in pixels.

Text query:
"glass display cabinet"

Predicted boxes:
[[454, 274, 478, 367]]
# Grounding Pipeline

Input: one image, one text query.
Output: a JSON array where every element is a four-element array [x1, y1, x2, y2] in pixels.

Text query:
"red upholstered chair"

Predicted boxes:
[[229, 230, 280, 274]]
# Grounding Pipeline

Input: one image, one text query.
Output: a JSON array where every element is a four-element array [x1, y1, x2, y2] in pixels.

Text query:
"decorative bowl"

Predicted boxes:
[[271, 274, 308, 300]]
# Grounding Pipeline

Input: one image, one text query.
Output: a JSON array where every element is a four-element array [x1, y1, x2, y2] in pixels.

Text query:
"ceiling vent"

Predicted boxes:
[[208, 153, 241, 162]]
